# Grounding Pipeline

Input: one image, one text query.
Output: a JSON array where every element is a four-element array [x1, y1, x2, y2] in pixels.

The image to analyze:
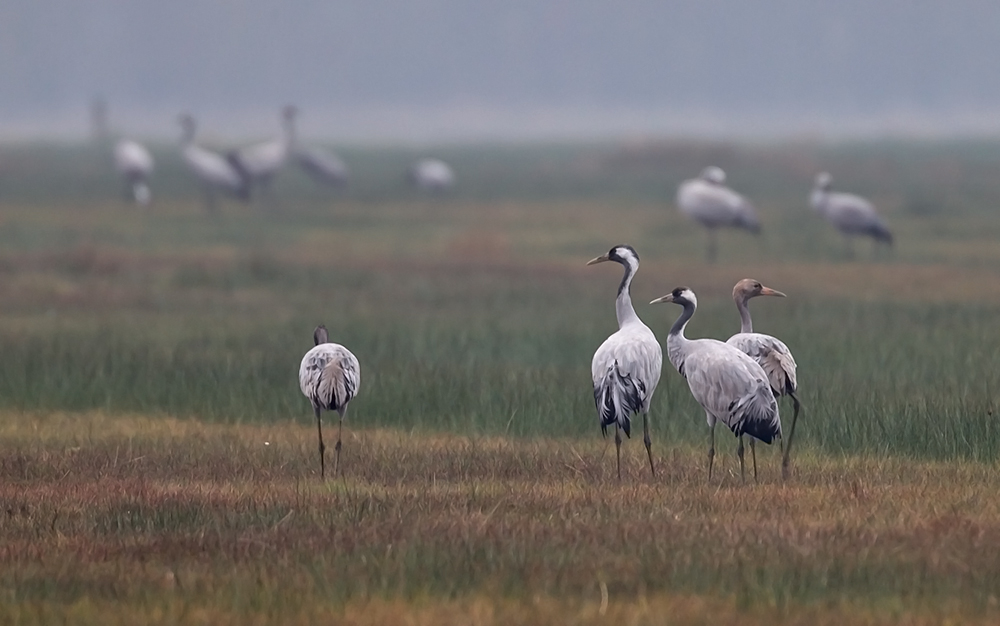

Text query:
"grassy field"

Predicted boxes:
[[2, 138, 1000, 623]]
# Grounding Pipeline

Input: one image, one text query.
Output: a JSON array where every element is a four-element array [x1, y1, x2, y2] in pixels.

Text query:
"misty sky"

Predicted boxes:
[[4, 1, 1000, 141]]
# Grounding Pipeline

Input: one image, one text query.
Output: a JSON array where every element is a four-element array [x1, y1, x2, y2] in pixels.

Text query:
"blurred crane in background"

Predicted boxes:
[[228, 105, 295, 209], [810, 172, 893, 255], [676, 166, 760, 262], [178, 113, 250, 211], [408, 158, 455, 191], [113, 139, 154, 206]]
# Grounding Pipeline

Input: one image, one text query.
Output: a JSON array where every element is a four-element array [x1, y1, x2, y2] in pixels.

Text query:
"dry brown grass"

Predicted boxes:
[[2, 412, 1000, 624]]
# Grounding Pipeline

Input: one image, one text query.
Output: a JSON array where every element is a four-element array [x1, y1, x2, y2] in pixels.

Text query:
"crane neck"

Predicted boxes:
[[668, 300, 696, 340], [283, 115, 297, 149], [614, 260, 640, 327], [735, 296, 753, 333]]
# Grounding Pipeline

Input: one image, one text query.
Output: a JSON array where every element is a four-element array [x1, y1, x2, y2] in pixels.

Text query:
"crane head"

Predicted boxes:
[[650, 287, 697, 308], [699, 166, 726, 185], [586, 244, 639, 267], [815, 172, 833, 190], [733, 279, 786, 303], [313, 325, 330, 346]]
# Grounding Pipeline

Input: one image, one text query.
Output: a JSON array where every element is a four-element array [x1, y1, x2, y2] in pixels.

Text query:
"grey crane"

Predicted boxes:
[[285, 107, 350, 187], [726, 279, 800, 479], [676, 166, 760, 262], [810, 172, 892, 254], [177, 114, 249, 211], [651, 287, 780, 481], [228, 106, 296, 208], [408, 158, 456, 191], [113, 139, 154, 206], [298, 325, 361, 478], [588, 245, 663, 479]]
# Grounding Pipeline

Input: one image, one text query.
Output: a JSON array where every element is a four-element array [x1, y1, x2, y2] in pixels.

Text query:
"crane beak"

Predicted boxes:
[[586, 254, 610, 266], [760, 287, 786, 298], [649, 294, 674, 305]]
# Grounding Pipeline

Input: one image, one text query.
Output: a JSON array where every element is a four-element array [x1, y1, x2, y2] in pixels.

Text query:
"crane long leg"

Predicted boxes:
[[315, 405, 326, 479], [642, 412, 655, 477], [737, 436, 745, 483], [750, 438, 757, 482], [707, 229, 718, 263], [335, 409, 346, 477], [781, 392, 802, 480], [614, 427, 623, 480], [707, 423, 716, 481]]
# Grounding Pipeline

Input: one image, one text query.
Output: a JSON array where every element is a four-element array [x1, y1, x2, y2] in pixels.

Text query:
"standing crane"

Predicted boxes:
[[285, 107, 350, 187], [810, 172, 893, 255], [676, 166, 760, 262], [587, 245, 662, 479], [408, 158, 456, 192], [651, 286, 780, 482], [113, 139, 154, 206], [228, 105, 296, 208], [177, 113, 249, 211], [299, 325, 361, 478], [726, 279, 800, 479]]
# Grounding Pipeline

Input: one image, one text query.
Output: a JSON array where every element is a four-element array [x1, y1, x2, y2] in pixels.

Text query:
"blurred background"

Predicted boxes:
[[4, 1, 1000, 142]]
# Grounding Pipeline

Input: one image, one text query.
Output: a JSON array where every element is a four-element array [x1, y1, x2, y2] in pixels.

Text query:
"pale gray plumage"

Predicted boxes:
[[299, 325, 361, 478], [228, 106, 296, 208], [652, 287, 780, 482], [588, 245, 663, 479], [408, 158, 455, 191], [177, 113, 249, 210], [676, 166, 760, 261], [113, 139, 154, 206], [810, 172, 893, 247], [284, 107, 350, 187], [726, 278, 800, 479]]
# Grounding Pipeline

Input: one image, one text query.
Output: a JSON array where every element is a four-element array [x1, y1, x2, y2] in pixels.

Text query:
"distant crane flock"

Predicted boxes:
[[108, 104, 456, 211]]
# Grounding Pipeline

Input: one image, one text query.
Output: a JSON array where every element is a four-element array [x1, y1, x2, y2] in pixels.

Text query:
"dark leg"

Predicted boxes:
[[614, 427, 622, 480], [750, 438, 757, 482], [707, 229, 718, 263], [707, 422, 716, 481], [315, 405, 326, 479], [781, 392, 801, 480], [737, 436, 745, 483], [642, 412, 654, 477], [334, 409, 345, 477]]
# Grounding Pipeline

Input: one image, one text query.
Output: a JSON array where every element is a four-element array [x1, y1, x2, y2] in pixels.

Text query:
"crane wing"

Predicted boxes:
[[727, 332, 797, 396]]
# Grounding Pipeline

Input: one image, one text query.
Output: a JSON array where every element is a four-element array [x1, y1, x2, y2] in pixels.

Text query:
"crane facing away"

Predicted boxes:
[[298, 325, 361, 478], [676, 166, 760, 262], [587, 245, 663, 479], [113, 139, 154, 206], [810, 172, 893, 255], [725, 279, 800, 479], [177, 114, 249, 211], [651, 287, 780, 482]]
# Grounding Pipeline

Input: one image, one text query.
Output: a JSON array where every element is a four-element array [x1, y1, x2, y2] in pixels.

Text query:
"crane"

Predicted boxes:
[[298, 325, 361, 478], [408, 158, 455, 191], [228, 105, 296, 208], [651, 286, 780, 481], [587, 245, 663, 479], [113, 139, 154, 206], [284, 107, 350, 187], [178, 114, 249, 211], [810, 172, 893, 254], [725, 279, 800, 479], [676, 166, 760, 262]]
